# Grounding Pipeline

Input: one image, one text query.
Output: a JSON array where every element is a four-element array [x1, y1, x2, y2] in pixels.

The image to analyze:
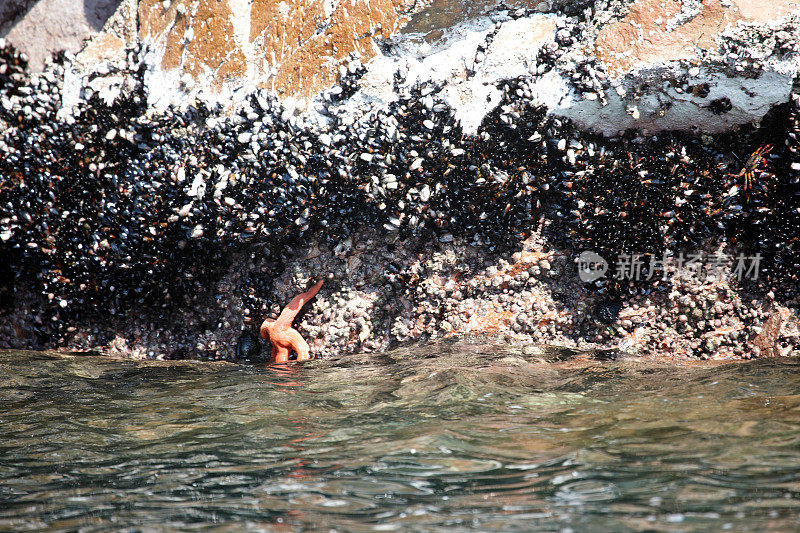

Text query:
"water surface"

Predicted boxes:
[[2, 346, 800, 531]]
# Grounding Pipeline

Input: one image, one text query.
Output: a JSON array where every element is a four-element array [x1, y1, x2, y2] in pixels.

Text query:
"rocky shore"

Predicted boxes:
[[1, 0, 800, 361]]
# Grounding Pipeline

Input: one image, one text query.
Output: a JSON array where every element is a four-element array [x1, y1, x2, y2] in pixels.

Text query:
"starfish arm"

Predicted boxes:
[[275, 279, 324, 328], [272, 344, 290, 363], [286, 328, 310, 361]]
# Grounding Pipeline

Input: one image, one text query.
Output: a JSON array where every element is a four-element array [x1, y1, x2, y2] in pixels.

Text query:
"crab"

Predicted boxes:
[[730, 144, 774, 200]]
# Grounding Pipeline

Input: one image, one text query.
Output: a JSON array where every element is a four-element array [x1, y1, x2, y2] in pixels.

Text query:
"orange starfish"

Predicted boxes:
[[260, 277, 326, 363]]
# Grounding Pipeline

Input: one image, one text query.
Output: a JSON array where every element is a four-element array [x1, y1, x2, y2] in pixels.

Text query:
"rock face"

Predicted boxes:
[[752, 305, 793, 357], [320, 0, 800, 136], [0, 0, 122, 71], [3, 2, 800, 361], [597, 0, 734, 76], [572, 0, 800, 134], [441, 16, 557, 133], [137, 0, 416, 108], [4, 0, 800, 131], [0, 0, 39, 34], [5, 0, 418, 112], [345, 14, 558, 134], [594, 0, 800, 72]]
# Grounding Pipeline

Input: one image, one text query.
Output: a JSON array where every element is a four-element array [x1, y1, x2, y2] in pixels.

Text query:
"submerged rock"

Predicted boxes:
[[235, 330, 262, 362], [595, 298, 623, 325]]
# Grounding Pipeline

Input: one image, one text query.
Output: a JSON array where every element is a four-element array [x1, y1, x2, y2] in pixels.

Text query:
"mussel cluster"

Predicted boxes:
[[0, 83, 229, 328], [1, 37, 799, 345], [553, 127, 727, 294], [341, 80, 555, 246], [0, 39, 28, 94], [725, 97, 800, 299]]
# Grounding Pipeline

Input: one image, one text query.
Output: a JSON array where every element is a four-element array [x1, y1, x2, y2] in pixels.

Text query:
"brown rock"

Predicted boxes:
[[751, 305, 791, 357], [596, 0, 800, 77], [139, 0, 247, 89], [254, 0, 412, 98], [596, 0, 733, 76], [138, 0, 416, 99], [76, 33, 127, 67]]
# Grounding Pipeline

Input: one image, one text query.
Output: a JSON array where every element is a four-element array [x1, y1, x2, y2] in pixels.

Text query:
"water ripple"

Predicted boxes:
[[1, 348, 800, 530]]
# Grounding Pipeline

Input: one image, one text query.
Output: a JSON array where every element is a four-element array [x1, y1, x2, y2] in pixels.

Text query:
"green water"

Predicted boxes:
[[1, 345, 800, 531]]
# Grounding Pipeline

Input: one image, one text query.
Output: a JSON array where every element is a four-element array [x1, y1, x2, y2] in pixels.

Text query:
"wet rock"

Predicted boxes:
[[1, 12, 800, 364], [595, 298, 622, 325], [235, 329, 262, 361], [751, 305, 791, 357]]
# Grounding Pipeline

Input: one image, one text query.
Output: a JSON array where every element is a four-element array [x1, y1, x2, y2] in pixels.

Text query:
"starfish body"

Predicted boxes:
[[261, 279, 324, 363]]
